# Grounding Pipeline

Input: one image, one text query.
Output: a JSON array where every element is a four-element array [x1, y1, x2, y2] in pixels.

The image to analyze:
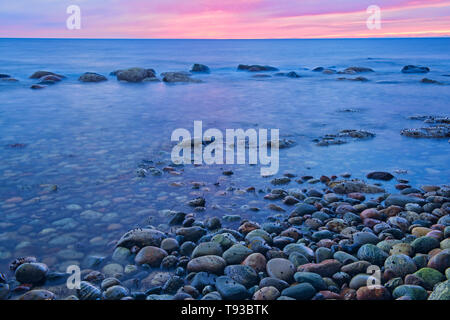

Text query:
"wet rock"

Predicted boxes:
[[297, 259, 342, 277], [29, 71, 64, 79], [190, 64, 210, 73], [411, 236, 440, 254], [222, 244, 252, 265], [341, 67, 374, 74], [187, 255, 226, 274], [384, 254, 417, 277], [104, 285, 129, 300], [332, 181, 385, 194], [192, 242, 223, 258], [115, 67, 157, 82], [176, 226, 207, 242], [225, 265, 259, 288], [427, 250, 450, 273], [392, 285, 428, 300], [401, 126, 450, 139], [15, 262, 48, 284], [293, 272, 327, 291], [243, 253, 267, 272], [385, 194, 426, 207], [78, 72, 107, 82], [77, 281, 102, 300], [216, 276, 250, 299], [135, 246, 168, 267], [428, 280, 450, 300], [401, 65, 430, 74], [19, 289, 55, 300], [280, 282, 316, 300], [356, 285, 391, 300], [30, 84, 46, 89], [162, 72, 201, 83], [253, 286, 280, 300], [116, 228, 166, 249], [366, 171, 394, 181], [357, 244, 389, 266], [421, 78, 443, 85], [237, 64, 278, 72], [414, 267, 445, 289], [266, 258, 295, 282], [353, 232, 380, 245], [188, 197, 206, 207]]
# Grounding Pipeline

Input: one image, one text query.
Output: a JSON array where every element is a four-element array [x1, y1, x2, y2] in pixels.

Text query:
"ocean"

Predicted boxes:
[[0, 38, 449, 274]]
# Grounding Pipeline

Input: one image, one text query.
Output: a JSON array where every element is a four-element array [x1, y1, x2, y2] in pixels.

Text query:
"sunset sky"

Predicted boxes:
[[1, 0, 450, 38]]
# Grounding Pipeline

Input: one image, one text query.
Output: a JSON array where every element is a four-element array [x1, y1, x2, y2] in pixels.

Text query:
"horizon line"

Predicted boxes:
[[1, 36, 449, 40]]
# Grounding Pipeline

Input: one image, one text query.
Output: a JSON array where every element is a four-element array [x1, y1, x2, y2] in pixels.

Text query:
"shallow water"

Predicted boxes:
[[0, 38, 449, 273]]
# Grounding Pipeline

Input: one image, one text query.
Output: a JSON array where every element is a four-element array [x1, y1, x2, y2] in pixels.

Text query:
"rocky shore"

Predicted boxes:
[[1, 171, 449, 300]]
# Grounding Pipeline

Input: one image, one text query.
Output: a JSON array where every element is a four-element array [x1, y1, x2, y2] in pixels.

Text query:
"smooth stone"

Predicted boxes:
[[266, 258, 295, 282], [349, 274, 371, 290], [190, 272, 217, 290], [101, 277, 121, 290], [187, 255, 226, 274], [293, 272, 327, 291], [280, 283, 316, 300], [390, 243, 414, 256], [176, 226, 207, 242], [242, 253, 267, 272], [215, 276, 250, 300], [222, 244, 252, 264], [192, 242, 223, 258], [259, 277, 289, 292], [15, 262, 48, 284], [211, 233, 237, 249], [104, 285, 129, 300], [78, 72, 107, 82], [289, 252, 309, 268], [384, 195, 426, 207], [333, 251, 359, 264], [161, 238, 179, 253], [135, 246, 168, 267], [393, 285, 428, 300], [414, 267, 445, 289], [224, 265, 259, 288], [112, 247, 132, 263], [427, 250, 450, 273], [357, 244, 389, 266], [116, 228, 166, 248], [353, 232, 380, 245], [428, 280, 450, 300], [356, 285, 391, 300], [102, 263, 123, 277], [283, 244, 314, 261], [341, 261, 371, 276], [253, 286, 280, 300], [384, 254, 417, 278], [411, 236, 440, 254], [19, 289, 55, 300], [297, 259, 342, 277]]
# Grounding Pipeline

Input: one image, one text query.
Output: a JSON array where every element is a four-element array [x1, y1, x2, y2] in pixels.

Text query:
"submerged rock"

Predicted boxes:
[[366, 171, 394, 181], [162, 72, 201, 83], [401, 65, 430, 74], [79, 72, 107, 82], [190, 64, 210, 73], [340, 67, 374, 74], [237, 64, 278, 72], [401, 125, 450, 138], [116, 228, 166, 249], [115, 67, 157, 82], [29, 71, 65, 79]]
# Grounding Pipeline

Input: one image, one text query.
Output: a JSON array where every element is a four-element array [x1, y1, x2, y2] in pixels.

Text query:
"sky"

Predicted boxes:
[[1, 0, 450, 39]]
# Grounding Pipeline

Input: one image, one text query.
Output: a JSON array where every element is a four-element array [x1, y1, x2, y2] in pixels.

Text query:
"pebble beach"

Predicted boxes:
[[0, 38, 449, 300]]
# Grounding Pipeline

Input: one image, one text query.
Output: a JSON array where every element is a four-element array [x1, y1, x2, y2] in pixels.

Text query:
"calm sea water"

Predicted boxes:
[[0, 38, 449, 272]]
